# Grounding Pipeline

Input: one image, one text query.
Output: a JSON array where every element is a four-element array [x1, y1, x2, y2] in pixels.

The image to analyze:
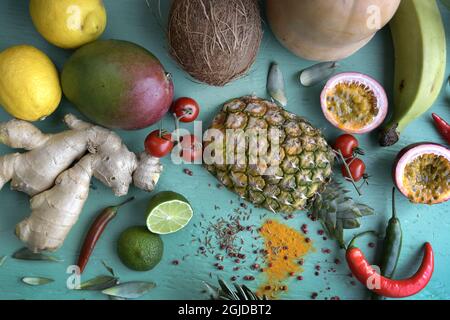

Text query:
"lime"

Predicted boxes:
[[146, 191, 193, 235], [117, 226, 163, 271]]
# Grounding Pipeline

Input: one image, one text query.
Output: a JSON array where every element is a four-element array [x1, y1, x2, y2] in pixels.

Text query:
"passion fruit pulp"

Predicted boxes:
[[320, 72, 388, 134], [394, 143, 450, 205]]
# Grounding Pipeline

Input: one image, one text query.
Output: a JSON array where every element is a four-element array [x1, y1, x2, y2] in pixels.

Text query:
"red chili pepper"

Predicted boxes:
[[77, 197, 134, 273], [432, 113, 450, 145], [346, 242, 434, 298]]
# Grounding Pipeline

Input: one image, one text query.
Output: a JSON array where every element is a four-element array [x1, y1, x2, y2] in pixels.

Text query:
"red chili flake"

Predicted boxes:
[[322, 248, 331, 254], [334, 258, 341, 265], [267, 220, 273, 224], [172, 260, 180, 265], [234, 259, 241, 264], [238, 254, 246, 259], [246, 226, 252, 231], [289, 272, 295, 277], [268, 263, 273, 268], [305, 237, 311, 243], [264, 286, 272, 290], [368, 242, 376, 248], [330, 296, 341, 301], [317, 230, 325, 235], [251, 263, 260, 270], [315, 265, 321, 271], [311, 292, 318, 299], [233, 267, 240, 271], [243, 276, 255, 281], [297, 276, 304, 281], [217, 265, 224, 270], [282, 246, 289, 250], [183, 168, 193, 176]]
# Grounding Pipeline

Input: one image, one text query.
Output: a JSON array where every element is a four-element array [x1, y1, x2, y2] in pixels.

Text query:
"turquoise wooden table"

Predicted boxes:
[[0, 0, 449, 300]]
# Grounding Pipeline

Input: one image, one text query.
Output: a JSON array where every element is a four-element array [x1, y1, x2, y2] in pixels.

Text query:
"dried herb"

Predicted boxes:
[[267, 62, 287, 107], [102, 281, 156, 299], [22, 277, 54, 286], [101, 260, 115, 277], [299, 61, 338, 87], [76, 275, 119, 291], [13, 247, 62, 262]]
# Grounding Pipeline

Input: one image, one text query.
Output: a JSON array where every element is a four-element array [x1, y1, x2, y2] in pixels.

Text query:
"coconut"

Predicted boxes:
[[168, 0, 262, 86]]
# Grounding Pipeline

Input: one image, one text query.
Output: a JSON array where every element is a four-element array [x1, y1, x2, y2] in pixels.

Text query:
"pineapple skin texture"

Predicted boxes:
[[205, 96, 335, 213]]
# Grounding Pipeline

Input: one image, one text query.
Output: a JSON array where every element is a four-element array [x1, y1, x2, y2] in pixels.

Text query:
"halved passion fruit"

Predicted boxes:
[[394, 143, 450, 205], [320, 72, 388, 134]]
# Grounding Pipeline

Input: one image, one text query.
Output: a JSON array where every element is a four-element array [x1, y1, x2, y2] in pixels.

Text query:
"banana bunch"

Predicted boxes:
[[379, 0, 447, 147]]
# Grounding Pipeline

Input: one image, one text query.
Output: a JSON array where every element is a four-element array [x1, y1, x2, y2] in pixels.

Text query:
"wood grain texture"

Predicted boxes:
[[0, 0, 449, 300]]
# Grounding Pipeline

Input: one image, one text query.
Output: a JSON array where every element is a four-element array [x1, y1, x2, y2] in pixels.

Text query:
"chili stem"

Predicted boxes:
[[116, 196, 135, 208], [334, 149, 362, 196]]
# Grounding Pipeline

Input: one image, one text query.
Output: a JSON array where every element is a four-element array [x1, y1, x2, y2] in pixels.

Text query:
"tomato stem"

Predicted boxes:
[[334, 150, 362, 196]]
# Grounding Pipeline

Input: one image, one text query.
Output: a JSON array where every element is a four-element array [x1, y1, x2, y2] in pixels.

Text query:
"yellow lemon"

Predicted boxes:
[[29, 0, 107, 49], [0, 45, 62, 121]]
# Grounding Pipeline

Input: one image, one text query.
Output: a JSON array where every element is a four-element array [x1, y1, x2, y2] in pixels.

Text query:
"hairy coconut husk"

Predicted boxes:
[[168, 0, 263, 86]]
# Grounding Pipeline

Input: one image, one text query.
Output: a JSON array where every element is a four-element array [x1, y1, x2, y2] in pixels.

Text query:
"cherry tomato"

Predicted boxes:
[[333, 134, 364, 158], [341, 158, 366, 182], [144, 130, 174, 158], [172, 97, 200, 123], [179, 134, 203, 162]]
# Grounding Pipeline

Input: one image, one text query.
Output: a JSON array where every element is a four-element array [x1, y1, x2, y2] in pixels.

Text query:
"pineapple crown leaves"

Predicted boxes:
[[311, 179, 375, 248], [203, 279, 266, 301]]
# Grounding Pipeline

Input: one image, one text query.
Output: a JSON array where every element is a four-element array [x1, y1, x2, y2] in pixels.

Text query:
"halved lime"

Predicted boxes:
[[146, 191, 193, 234]]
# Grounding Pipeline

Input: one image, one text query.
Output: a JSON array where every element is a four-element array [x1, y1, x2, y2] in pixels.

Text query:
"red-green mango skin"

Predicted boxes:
[[61, 40, 174, 130]]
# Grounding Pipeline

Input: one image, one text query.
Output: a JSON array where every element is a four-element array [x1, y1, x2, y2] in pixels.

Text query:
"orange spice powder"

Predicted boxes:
[[257, 219, 313, 299]]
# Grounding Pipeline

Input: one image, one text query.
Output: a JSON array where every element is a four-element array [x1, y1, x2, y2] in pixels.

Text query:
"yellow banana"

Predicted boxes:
[[379, 0, 446, 147]]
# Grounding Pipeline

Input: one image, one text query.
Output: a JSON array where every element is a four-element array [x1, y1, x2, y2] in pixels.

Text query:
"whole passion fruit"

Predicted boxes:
[[394, 143, 450, 205], [320, 73, 388, 134]]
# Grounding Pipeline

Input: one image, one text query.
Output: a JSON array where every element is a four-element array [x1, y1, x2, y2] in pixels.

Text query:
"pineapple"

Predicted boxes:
[[204, 96, 335, 213]]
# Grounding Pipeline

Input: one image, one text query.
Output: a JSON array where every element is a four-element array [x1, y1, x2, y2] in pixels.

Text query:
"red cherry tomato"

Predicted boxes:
[[341, 158, 366, 182], [144, 130, 174, 158], [333, 134, 363, 159], [179, 134, 203, 162], [172, 97, 200, 123]]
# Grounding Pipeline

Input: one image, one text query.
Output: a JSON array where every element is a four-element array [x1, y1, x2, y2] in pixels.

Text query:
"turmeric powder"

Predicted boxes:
[[258, 219, 313, 299]]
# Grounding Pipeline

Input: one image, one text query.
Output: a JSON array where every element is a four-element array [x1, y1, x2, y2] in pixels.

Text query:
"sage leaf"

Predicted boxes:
[[22, 277, 54, 286], [0, 256, 6, 266], [267, 62, 287, 107], [102, 281, 156, 299], [299, 61, 338, 87], [76, 275, 119, 291], [13, 247, 62, 262]]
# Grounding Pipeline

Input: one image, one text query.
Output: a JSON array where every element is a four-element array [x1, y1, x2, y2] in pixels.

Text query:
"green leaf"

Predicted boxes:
[[76, 275, 119, 291], [22, 277, 54, 286], [101, 260, 116, 277], [13, 248, 62, 262], [102, 281, 156, 299]]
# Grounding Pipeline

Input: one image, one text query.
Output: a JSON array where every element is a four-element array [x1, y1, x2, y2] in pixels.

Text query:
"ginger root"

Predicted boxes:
[[16, 154, 96, 252], [0, 114, 162, 196], [0, 114, 163, 252]]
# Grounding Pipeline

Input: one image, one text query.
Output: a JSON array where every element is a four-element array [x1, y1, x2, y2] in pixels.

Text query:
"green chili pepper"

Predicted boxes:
[[372, 187, 403, 300]]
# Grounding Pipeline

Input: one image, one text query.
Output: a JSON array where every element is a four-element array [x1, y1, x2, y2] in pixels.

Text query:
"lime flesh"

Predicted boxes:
[[146, 191, 193, 234]]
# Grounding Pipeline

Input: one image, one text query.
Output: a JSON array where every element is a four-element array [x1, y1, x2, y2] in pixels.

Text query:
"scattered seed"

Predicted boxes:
[[311, 292, 318, 299], [172, 260, 180, 265], [297, 276, 304, 281], [183, 168, 193, 176]]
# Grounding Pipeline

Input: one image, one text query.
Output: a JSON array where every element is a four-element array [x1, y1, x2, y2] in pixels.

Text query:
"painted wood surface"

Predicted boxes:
[[0, 0, 449, 300]]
